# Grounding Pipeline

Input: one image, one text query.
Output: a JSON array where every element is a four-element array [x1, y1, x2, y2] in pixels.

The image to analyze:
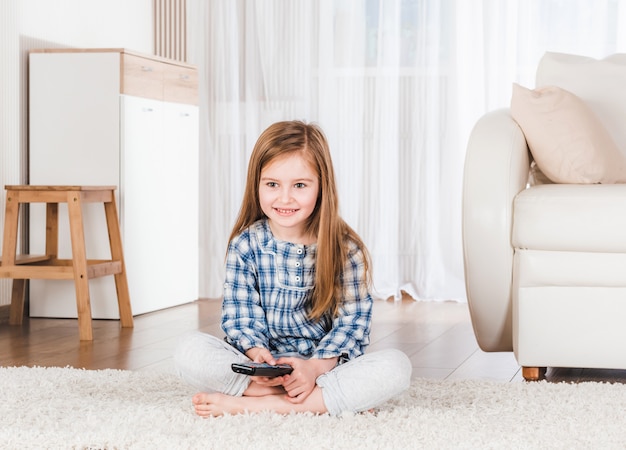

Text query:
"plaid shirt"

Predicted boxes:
[[222, 219, 372, 361]]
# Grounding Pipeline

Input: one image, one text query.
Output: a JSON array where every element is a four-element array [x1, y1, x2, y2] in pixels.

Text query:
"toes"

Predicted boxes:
[[192, 392, 210, 405]]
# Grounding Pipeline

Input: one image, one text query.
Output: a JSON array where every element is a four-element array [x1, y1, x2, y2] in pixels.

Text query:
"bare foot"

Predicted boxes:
[[191, 389, 328, 417], [193, 392, 252, 417]]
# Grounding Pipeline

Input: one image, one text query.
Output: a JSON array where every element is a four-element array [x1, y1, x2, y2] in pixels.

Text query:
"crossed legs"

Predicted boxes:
[[174, 332, 412, 417]]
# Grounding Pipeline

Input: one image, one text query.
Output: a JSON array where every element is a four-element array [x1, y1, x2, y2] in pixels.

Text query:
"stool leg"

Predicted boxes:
[[9, 279, 26, 324], [2, 190, 19, 265], [67, 191, 93, 341], [104, 194, 133, 328], [45, 203, 59, 260], [3, 190, 26, 325]]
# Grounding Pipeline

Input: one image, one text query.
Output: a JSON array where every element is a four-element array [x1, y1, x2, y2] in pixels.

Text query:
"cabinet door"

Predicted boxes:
[[121, 96, 199, 314], [161, 101, 199, 306], [29, 52, 121, 319], [29, 52, 120, 186]]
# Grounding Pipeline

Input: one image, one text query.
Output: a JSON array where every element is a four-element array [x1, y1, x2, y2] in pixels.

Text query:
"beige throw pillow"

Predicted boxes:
[[510, 83, 626, 184]]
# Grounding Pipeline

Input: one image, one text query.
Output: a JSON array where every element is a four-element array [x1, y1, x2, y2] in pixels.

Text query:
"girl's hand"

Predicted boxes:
[[244, 347, 285, 387], [277, 356, 338, 403], [245, 347, 276, 364]]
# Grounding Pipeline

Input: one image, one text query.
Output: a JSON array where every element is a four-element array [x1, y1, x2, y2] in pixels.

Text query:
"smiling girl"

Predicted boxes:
[[174, 120, 411, 417]]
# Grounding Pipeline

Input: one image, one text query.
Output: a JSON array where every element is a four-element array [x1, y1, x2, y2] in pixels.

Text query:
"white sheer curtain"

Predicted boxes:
[[188, 0, 626, 301]]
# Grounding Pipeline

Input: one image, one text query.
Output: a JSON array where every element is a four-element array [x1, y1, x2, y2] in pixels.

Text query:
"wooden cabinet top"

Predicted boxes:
[[30, 48, 196, 69], [30, 48, 198, 105]]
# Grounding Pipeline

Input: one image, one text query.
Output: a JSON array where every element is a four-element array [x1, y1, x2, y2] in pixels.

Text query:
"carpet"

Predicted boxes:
[[1, 366, 625, 449]]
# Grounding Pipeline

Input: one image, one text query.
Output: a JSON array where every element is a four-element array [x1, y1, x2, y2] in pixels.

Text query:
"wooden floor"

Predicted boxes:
[[2, 297, 626, 384]]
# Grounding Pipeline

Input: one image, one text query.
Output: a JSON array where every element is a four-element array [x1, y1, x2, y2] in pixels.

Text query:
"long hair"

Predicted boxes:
[[228, 120, 371, 320]]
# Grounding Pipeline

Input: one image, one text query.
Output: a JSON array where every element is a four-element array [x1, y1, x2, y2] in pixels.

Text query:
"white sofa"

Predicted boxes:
[[462, 52, 626, 381]]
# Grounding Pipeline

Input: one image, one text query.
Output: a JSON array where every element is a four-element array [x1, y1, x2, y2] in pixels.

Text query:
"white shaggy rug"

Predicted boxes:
[[2, 366, 626, 449]]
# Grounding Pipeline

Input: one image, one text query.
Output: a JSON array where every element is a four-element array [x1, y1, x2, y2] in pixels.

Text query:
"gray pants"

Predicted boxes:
[[174, 332, 412, 416]]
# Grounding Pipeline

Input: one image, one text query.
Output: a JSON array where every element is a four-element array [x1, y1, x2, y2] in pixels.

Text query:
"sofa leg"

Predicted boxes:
[[522, 366, 547, 381]]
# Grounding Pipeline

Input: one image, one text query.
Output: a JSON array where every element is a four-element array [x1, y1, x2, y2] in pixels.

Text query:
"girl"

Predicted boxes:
[[174, 120, 412, 417]]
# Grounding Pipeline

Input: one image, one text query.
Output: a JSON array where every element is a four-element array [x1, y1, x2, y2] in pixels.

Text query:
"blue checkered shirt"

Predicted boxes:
[[222, 219, 372, 361]]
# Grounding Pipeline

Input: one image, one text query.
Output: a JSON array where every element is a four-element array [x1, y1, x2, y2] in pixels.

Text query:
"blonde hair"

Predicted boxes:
[[228, 120, 371, 320]]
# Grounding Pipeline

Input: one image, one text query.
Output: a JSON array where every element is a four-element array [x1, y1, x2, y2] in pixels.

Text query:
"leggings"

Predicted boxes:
[[173, 332, 412, 416]]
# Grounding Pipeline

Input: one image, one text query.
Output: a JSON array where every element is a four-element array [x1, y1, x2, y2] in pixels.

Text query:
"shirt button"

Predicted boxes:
[[295, 262, 301, 267], [296, 248, 303, 254], [295, 276, 301, 282]]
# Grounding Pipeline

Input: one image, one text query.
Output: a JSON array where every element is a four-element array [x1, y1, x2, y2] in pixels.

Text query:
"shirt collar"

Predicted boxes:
[[253, 218, 317, 252]]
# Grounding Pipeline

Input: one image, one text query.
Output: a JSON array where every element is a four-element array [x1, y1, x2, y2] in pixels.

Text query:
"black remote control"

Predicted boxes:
[[231, 362, 293, 377]]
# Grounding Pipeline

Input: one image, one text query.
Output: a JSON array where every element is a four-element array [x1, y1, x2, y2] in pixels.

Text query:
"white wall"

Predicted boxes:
[[0, 0, 153, 307]]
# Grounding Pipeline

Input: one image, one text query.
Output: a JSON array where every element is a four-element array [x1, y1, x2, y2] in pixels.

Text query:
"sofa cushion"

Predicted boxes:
[[536, 52, 626, 153], [512, 184, 626, 252], [511, 83, 626, 184]]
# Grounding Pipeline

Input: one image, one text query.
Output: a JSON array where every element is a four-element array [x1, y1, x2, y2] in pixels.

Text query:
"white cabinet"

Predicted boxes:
[[28, 49, 199, 318]]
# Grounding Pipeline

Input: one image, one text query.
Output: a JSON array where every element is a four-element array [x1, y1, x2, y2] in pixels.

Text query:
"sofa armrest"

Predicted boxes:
[[462, 109, 531, 352]]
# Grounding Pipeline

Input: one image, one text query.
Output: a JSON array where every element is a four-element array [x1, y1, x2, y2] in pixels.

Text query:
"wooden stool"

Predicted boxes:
[[0, 185, 133, 340]]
